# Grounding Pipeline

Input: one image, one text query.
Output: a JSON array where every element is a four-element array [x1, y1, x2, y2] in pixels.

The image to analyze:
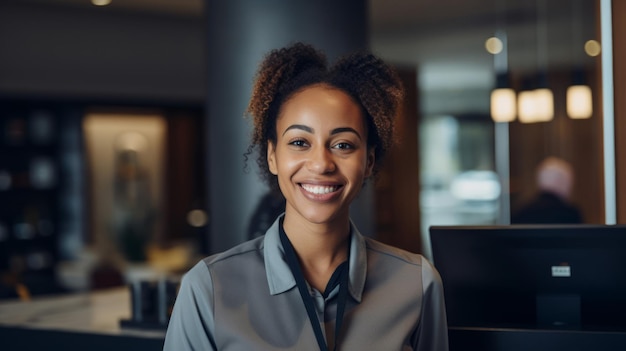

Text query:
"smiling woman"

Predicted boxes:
[[267, 85, 373, 233], [163, 42, 449, 351]]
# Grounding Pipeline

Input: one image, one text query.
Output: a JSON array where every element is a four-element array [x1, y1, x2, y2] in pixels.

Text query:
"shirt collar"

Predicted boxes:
[[263, 215, 367, 302]]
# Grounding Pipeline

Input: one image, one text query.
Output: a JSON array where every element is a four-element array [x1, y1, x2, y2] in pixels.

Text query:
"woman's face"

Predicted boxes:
[[267, 84, 374, 227]]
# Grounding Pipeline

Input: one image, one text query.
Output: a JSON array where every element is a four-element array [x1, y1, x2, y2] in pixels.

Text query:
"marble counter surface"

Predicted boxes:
[[0, 287, 165, 351]]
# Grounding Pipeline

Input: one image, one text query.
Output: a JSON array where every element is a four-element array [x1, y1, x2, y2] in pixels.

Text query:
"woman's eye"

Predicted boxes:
[[333, 142, 354, 150], [289, 139, 308, 148]]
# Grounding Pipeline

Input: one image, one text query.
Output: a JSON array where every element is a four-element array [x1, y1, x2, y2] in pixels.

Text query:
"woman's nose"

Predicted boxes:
[[307, 146, 336, 174]]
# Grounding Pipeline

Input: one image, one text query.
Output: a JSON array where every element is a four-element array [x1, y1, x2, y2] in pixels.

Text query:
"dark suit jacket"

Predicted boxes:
[[511, 191, 583, 224]]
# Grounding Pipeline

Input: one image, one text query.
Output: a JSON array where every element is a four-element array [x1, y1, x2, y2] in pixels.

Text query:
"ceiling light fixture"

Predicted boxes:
[[485, 37, 504, 55], [584, 40, 601, 57], [92, 0, 112, 6]]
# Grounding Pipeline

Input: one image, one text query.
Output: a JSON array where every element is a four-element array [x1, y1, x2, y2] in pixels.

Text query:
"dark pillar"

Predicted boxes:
[[205, 0, 370, 253]]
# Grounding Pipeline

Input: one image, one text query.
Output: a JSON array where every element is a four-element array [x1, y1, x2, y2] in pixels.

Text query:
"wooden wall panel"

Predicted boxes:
[[374, 67, 422, 253]]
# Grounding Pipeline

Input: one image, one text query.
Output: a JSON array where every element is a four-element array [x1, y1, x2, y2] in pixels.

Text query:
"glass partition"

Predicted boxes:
[[370, 0, 603, 257]]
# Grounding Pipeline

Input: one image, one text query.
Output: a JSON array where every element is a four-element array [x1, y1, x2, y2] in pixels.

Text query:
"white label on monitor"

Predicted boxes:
[[551, 266, 571, 277]]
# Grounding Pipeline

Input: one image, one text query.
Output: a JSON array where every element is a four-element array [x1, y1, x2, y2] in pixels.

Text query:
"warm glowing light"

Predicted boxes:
[[92, 0, 112, 6], [567, 85, 593, 119], [490, 88, 516, 122], [518, 89, 554, 123], [485, 37, 503, 54], [584, 40, 601, 57], [187, 209, 208, 227], [533, 88, 554, 122], [518, 91, 536, 123]]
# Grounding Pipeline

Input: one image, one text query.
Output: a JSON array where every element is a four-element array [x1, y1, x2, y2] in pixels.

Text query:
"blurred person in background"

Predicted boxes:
[[511, 157, 583, 224]]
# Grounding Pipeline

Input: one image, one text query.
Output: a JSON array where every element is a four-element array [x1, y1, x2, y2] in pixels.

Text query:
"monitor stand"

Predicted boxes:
[[536, 294, 581, 330]]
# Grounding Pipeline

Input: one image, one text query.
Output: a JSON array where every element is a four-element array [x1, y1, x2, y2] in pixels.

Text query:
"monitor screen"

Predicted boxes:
[[429, 224, 626, 331]]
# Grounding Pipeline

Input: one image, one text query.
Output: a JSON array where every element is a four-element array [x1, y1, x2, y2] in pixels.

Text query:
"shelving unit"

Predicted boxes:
[[0, 103, 65, 297]]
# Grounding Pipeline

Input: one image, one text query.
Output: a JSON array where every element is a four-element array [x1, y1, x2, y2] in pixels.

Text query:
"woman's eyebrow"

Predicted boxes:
[[331, 127, 362, 140], [283, 124, 313, 136]]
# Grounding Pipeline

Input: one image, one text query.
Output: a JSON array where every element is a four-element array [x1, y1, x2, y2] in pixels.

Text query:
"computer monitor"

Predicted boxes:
[[429, 224, 626, 331]]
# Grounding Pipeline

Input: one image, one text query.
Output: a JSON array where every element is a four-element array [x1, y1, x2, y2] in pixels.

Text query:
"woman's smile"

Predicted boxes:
[[300, 183, 341, 195], [299, 182, 344, 202]]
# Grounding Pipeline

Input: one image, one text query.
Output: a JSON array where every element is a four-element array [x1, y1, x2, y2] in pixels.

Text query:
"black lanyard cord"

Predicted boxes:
[[280, 228, 350, 351]]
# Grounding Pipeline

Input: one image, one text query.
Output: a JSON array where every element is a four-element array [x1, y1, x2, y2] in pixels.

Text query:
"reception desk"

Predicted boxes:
[[4, 287, 626, 351], [449, 326, 626, 351], [0, 287, 164, 351]]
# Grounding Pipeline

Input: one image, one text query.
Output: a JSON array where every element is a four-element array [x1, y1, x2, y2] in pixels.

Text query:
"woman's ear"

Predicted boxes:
[[365, 148, 375, 178], [267, 142, 278, 175]]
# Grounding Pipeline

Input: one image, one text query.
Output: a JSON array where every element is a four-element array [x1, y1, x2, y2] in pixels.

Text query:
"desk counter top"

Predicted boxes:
[[0, 287, 165, 351]]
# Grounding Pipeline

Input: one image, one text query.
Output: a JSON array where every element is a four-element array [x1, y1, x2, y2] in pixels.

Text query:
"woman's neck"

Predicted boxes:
[[282, 214, 350, 292]]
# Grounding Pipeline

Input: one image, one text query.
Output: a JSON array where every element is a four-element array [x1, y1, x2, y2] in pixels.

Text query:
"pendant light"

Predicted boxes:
[[567, 78, 592, 119], [491, 84, 517, 122], [566, 0, 593, 119], [519, 0, 554, 123], [489, 0, 516, 123], [490, 35, 516, 123]]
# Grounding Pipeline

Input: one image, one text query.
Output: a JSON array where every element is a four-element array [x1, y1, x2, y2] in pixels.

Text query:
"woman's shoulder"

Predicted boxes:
[[361, 237, 443, 290], [363, 237, 426, 267], [193, 236, 265, 272]]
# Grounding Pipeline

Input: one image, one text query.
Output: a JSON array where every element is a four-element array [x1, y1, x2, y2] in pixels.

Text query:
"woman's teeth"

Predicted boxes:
[[301, 184, 339, 194]]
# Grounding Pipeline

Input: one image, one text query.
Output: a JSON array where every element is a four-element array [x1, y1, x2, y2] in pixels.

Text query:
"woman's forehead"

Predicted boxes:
[[278, 85, 364, 127]]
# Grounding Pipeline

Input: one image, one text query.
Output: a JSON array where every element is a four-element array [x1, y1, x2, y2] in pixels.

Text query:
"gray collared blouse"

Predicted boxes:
[[163, 217, 448, 351]]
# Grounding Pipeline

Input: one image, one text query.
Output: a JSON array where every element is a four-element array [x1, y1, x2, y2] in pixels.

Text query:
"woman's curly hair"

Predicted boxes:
[[245, 42, 404, 193]]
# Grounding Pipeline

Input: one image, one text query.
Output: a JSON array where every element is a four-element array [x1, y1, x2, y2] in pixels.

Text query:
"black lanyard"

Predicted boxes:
[[279, 227, 350, 351]]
